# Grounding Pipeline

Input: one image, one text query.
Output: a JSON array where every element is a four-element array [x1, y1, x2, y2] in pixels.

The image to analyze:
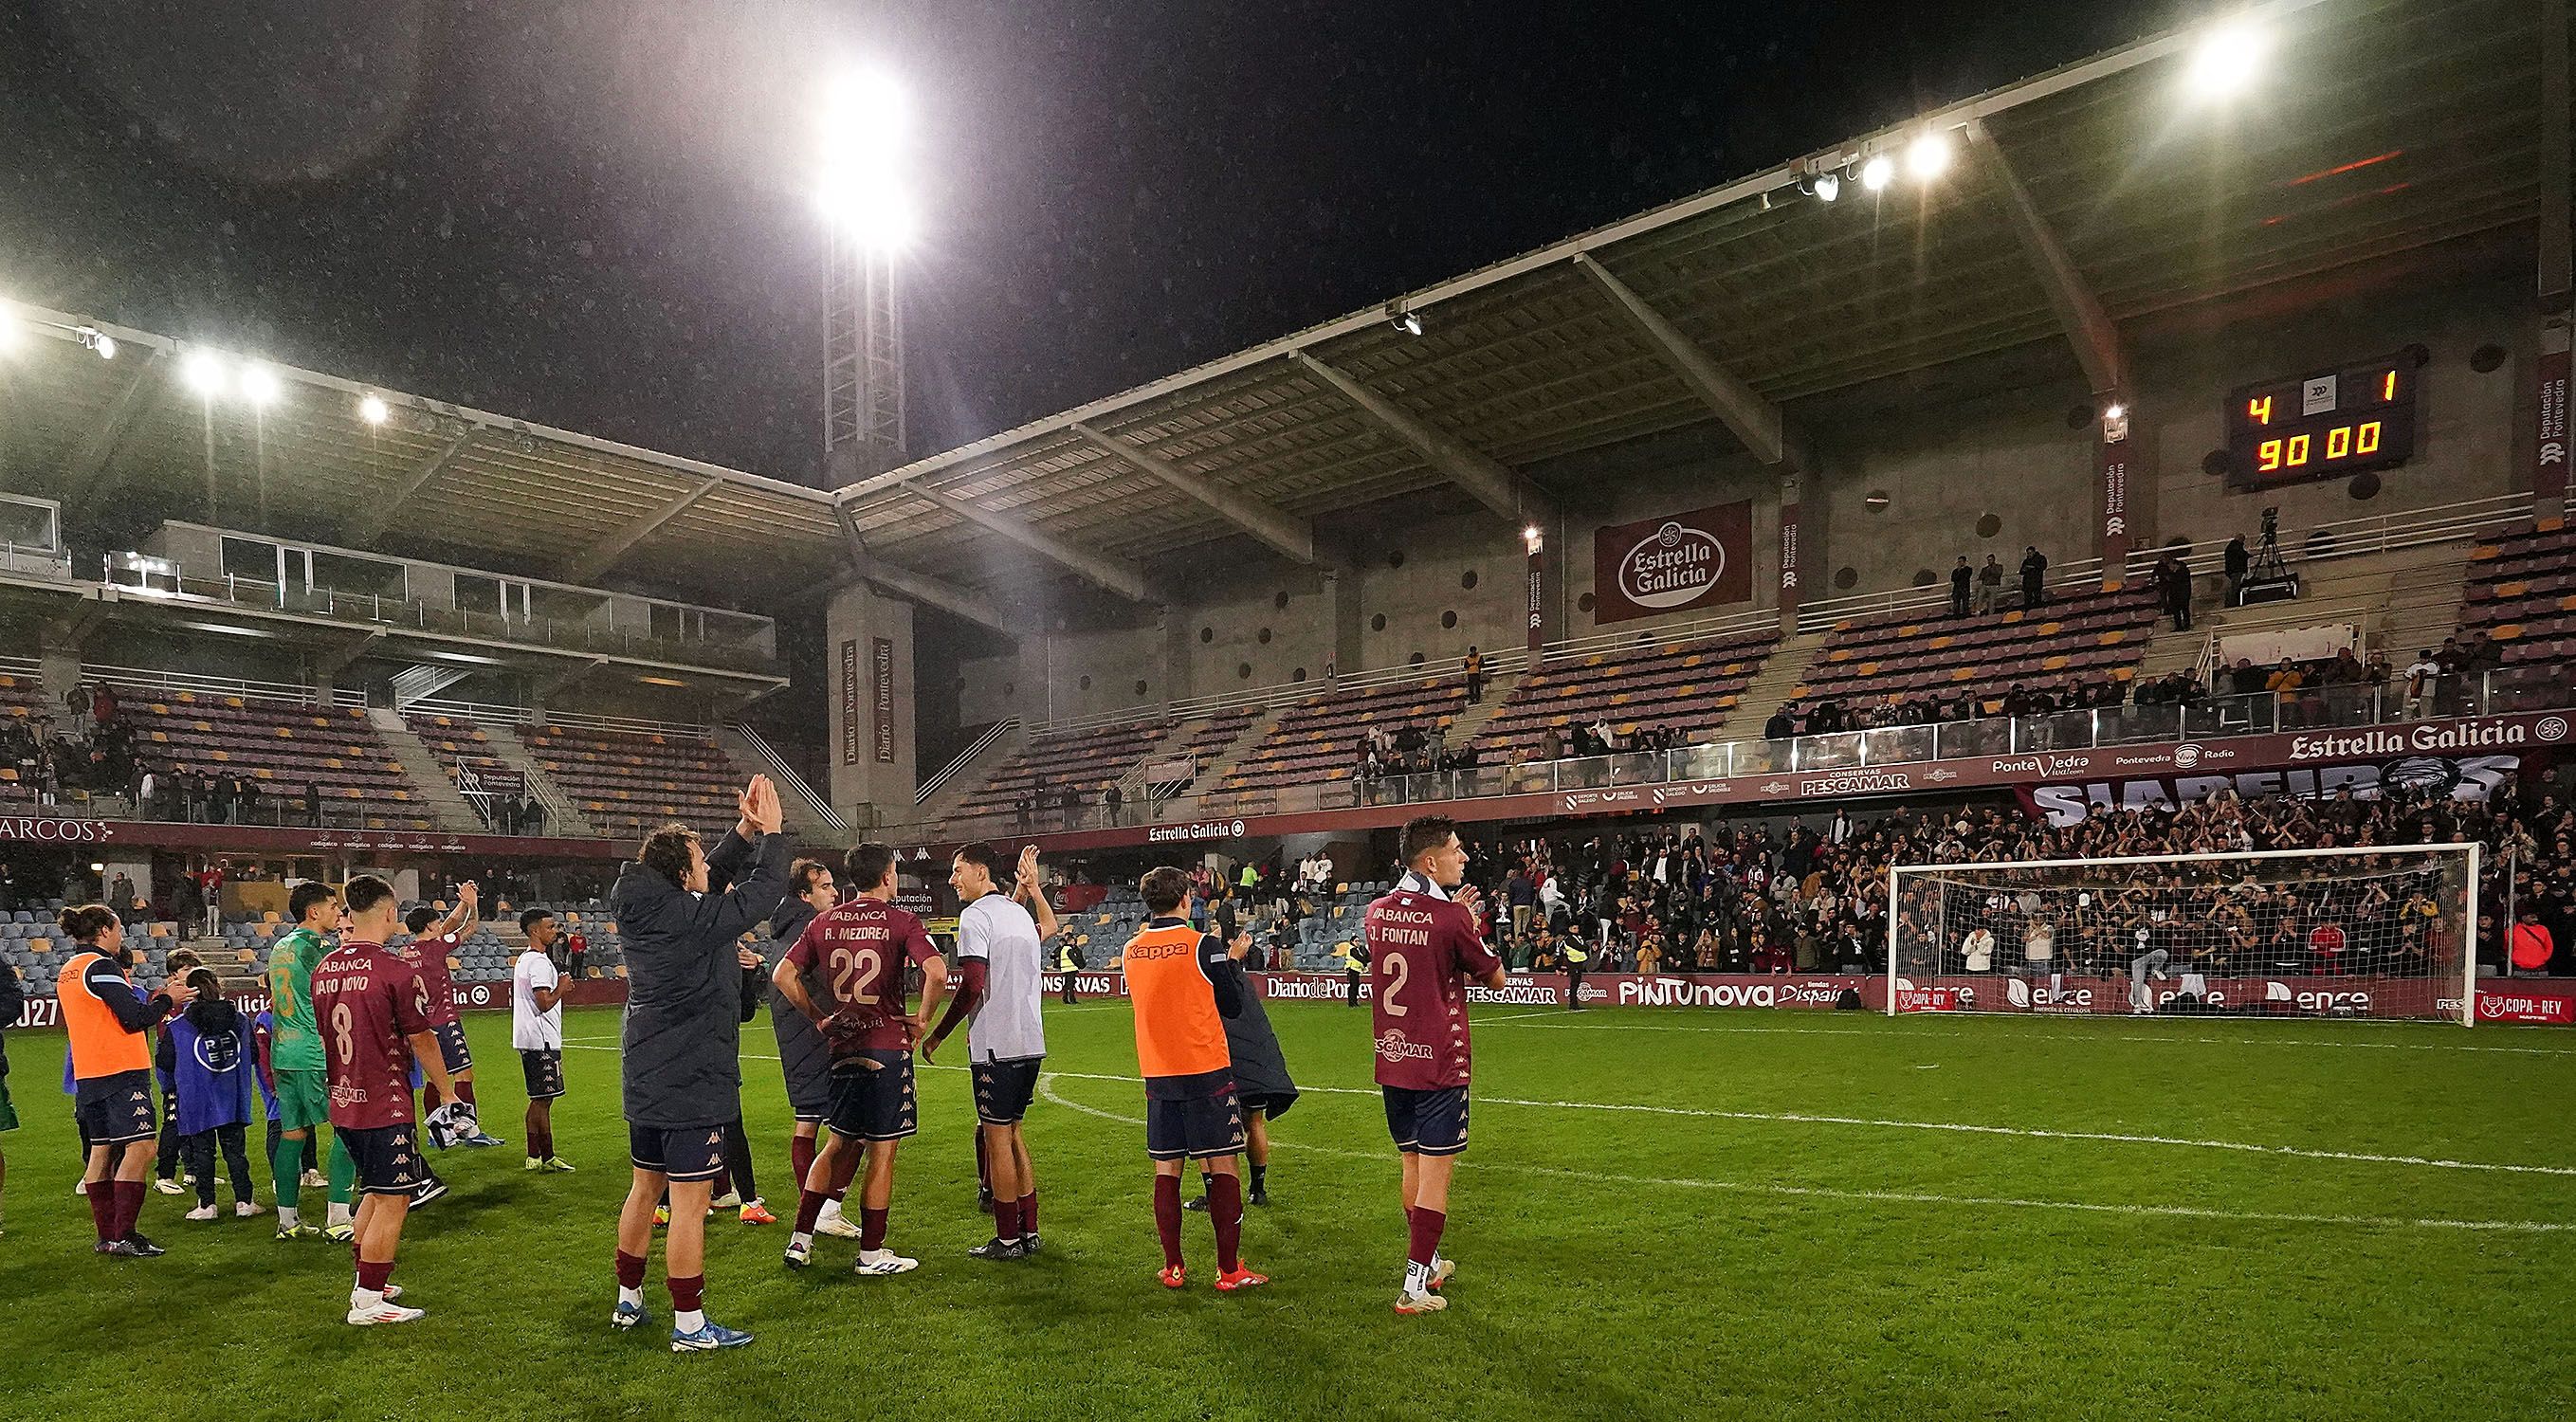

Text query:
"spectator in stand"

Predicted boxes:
[[2223, 534, 2250, 607], [2019, 546, 2049, 609], [1949, 556, 1973, 619], [1977, 554, 2004, 613], [2511, 906, 2555, 977], [520, 793, 546, 837], [1463, 647, 1486, 704], [2155, 552, 2192, 632]]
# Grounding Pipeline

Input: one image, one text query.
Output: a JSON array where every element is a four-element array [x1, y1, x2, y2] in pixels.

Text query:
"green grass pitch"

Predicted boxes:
[[1, 1000, 2570, 1420]]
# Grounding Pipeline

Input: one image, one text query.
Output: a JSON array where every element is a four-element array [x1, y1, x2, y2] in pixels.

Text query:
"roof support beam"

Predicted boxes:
[[892, 483, 1157, 604], [1289, 352, 1555, 525], [831, 503, 1012, 633], [348, 428, 480, 544], [1572, 254, 1812, 472], [563, 475, 724, 584], [1966, 119, 2128, 396], [1067, 421, 1318, 565], [2542, 0, 2571, 307], [64, 353, 168, 515]]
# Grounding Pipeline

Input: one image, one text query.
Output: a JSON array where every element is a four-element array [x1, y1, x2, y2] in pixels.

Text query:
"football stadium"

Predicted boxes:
[[1, 0, 2573, 1416]]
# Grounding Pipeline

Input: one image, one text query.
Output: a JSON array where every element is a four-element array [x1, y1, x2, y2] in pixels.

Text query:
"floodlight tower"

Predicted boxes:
[[819, 71, 912, 486]]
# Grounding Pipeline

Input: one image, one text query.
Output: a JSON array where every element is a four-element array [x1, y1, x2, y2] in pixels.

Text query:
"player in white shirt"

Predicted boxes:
[[512, 909, 574, 1174], [923, 843, 1048, 1261]]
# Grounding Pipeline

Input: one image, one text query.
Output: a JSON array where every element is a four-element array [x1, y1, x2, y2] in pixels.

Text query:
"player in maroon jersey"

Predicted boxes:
[[312, 874, 458, 1326], [401, 883, 503, 1150], [774, 841, 947, 1276], [1368, 815, 1506, 1316]]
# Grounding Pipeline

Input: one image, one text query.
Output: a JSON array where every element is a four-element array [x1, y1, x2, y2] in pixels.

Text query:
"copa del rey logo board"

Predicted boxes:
[[1591, 501, 1753, 624]]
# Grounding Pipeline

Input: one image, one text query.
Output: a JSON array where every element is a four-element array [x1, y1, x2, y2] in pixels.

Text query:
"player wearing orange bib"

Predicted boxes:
[[1123, 866, 1263, 1293]]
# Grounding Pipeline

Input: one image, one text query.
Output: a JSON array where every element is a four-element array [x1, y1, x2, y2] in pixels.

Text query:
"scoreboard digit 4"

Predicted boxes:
[[2225, 353, 2419, 489]]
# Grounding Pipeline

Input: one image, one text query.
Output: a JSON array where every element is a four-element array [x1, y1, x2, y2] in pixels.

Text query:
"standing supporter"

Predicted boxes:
[[776, 841, 946, 1276], [2019, 545, 2049, 608], [1977, 553, 2004, 612], [609, 775, 787, 1352], [1949, 556, 1973, 618], [60, 903, 197, 1257], [766, 861, 855, 1239], [314, 874, 456, 1325], [1463, 646, 1486, 703], [168, 968, 264, 1221], [1123, 866, 1263, 1293], [514, 909, 574, 1173], [923, 842, 1050, 1261], [1368, 816, 1507, 1316]]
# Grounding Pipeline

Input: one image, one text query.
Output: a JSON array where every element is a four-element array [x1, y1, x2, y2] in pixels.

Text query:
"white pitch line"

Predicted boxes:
[[1477, 1015, 2576, 1056], [1031, 1077, 2575, 1236], [560, 1046, 2575, 1177]]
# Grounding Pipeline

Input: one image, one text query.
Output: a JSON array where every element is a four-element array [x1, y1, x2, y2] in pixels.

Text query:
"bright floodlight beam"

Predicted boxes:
[[358, 393, 390, 426], [1906, 132, 1951, 183], [2187, 19, 2268, 98], [183, 350, 228, 397], [1812, 171, 1839, 202], [818, 69, 913, 250], [241, 364, 282, 406], [1860, 154, 1894, 191]]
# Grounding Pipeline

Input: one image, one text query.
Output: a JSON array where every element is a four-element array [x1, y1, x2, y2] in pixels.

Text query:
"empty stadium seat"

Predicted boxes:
[[2459, 524, 2576, 667], [1796, 586, 2159, 703], [1211, 677, 1469, 806], [521, 723, 740, 844], [1477, 629, 1780, 758], [127, 693, 433, 830]]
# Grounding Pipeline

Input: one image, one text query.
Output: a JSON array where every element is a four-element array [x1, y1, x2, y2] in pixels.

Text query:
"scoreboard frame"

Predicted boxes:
[[2223, 351, 2421, 491]]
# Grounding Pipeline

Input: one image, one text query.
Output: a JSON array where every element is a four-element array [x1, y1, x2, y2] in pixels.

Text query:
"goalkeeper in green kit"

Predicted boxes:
[[265, 882, 340, 1240]]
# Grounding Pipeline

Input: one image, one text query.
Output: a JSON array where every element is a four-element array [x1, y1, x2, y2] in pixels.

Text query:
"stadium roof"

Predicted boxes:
[[1, 0, 2554, 630]]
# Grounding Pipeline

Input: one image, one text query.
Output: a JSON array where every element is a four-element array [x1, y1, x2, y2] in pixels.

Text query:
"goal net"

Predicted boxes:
[[1887, 844, 2480, 1025]]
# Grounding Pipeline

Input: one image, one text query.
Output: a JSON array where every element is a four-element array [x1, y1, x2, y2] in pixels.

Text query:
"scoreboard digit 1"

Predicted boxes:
[[2224, 353, 2419, 489]]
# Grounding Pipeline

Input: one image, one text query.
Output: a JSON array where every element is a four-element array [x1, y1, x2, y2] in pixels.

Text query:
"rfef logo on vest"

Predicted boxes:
[[1591, 501, 1752, 624]]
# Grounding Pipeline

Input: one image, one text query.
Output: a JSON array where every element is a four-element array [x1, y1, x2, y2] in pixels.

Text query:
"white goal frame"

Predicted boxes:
[[1886, 842, 2481, 1027]]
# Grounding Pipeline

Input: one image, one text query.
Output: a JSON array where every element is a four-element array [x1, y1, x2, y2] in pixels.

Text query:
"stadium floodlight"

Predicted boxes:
[[358, 393, 390, 426], [1522, 524, 1544, 555], [1859, 153, 1894, 192], [0, 304, 16, 354], [1905, 132, 1952, 183], [2103, 402, 2126, 422], [1389, 303, 1424, 337], [240, 363, 283, 406], [77, 325, 116, 359], [1812, 170, 1839, 203], [817, 69, 913, 250], [2186, 19, 2268, 99], [183, 350, 228, 397]]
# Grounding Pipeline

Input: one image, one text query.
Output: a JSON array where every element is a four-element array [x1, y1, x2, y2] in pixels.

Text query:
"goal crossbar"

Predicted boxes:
[[1885, 841, 2481, 1026]]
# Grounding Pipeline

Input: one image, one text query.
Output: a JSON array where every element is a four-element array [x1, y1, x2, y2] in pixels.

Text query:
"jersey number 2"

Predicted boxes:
[[1380, 952, 1410, 1015], [830, 948, 883, 1006]]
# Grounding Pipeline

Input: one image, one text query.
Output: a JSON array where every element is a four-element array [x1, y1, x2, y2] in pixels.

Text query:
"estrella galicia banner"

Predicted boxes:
[[1591, 501, 1753, 624]]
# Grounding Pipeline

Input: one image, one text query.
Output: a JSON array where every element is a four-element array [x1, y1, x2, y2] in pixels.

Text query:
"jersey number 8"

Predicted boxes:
[[330, 1002, 355, 1064]]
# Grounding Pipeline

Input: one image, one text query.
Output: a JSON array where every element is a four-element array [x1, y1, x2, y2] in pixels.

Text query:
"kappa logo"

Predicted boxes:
[[1375, 1030, 1434, 1063]]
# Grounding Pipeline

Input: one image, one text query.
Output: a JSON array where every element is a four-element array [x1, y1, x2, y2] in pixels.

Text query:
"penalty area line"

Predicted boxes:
[[1031, 1076, 2575, 1236]]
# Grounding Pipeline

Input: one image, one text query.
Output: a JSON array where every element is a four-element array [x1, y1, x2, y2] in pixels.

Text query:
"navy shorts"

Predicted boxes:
[[826, 1052, 918, 1143], [1146, 1088, 1248, 1162], [75, 1068, 157, 1147], [339, 1122, 426, 1195], [972, 1056, 1043, 1126], [520, 1048, 564, 1102], [1383, 1085, 1471, 1157], [629, 1121, 728, 1182], [785, 1058, 833, 1122], [430, 1021, 472, 1076]]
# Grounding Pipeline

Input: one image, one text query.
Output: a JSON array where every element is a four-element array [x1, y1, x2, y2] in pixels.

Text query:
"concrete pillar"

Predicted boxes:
[[1160, 606, 1195, 708], [37, 636, 82, 711], [824, 581, 920, 831], [1325, 569, 1364, 679]]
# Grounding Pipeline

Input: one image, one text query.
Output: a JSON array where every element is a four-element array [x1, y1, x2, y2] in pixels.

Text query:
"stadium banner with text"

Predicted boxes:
[[2533, 342, 2568, 511], [840, 638, 862, 767], [1905, 975, 2576, 1025], [2015, 751, 2530, 827], [992, 709, 2574, 857], [0, 815, 635, 861], [873, 636, 897, 763], [1591, 501, 1753, 624]]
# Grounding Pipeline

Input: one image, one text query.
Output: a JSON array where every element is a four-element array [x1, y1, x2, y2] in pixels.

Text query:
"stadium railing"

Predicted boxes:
[[887, 664, 2566, 843], [0, 538, 73, 580], [916, 719, 1019, 805]]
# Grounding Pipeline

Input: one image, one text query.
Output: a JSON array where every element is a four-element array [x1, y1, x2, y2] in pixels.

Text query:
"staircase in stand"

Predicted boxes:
[[2135, 544, 2469, 684], [366, 710, 491, 836], [474, 722, 598, 839]]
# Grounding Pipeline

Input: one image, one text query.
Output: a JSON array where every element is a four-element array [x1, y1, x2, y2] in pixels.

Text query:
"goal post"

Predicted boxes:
[[1885, 842, 2481, 1025]]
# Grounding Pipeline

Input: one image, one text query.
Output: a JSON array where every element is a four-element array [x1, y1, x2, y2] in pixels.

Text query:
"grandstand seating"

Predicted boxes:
[[957, 719, 1172, 816], [521, 723, 740, 844], [2459, 523, 2576, 665], [130, 695, 433, 830], [3, 902, 182, 998], [1796, 586, 2159, 704], [1475, 630, 1779, 758], [1211, 677, 1468, 804], [405, 713, 526, 811]]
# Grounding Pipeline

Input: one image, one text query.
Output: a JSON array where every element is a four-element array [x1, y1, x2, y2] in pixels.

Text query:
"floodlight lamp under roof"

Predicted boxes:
[[1859, 154, 1894, 191], [1905, 131, 1952, 182], [358, 393, 391, 426], [2186, 19, 2268, 98]]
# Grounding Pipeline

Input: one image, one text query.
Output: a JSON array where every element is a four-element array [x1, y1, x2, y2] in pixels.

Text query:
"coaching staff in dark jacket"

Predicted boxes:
[[608, 775, 788, 1351]]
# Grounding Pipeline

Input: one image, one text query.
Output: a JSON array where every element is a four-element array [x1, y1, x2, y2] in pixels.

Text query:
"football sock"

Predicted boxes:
[[1250, 1161, 1268, 1194], [113, 1179, 146, 1239], [326, 1137, 356, 1209], [422, 1082, 443, 1114], [1197, 1169, 1214, 1198], [1210, 1174, 1243, 1273], [860, 1206, 888, 1251], [272, 1138, 303, 1211], [85, 1181, 115, 1242], [668, 1274, 704, 1332], [614, 1248, 648, 1302], [790, 1134, 816, 1192], [454, 1079, 476, 1108], [794, 1190, 828, 1235], [1153, 1176, 1183, 1270], [723, 1122, 757, 1202], [356, 1258, 395, 1293], [1019, 1191, 1037, 1235], [993, 1195, 1023, 1243], [1404, 1207, 1447, 1294]]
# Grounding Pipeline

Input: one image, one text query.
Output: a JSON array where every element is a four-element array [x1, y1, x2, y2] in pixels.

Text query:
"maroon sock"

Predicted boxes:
[[356, 1258, 395, 1293], [86, 1181, 116, 1242], [1407, 1206, 1447, 1268], [533, 1124, 553, 1160], [114, 1179, 146, 1239], [1153, 1175, 1183, 1269], [614, 1249, 648, 1290], [993, 1195, 1023, 1242], [453, 1079, 476, 1107], [1210, 1174, 1243, 1273], [422, 1082, 443, 1114], [790, 1134, 817, 1193], [794, 1189, 828, 1235], [860, 1206, 888, 1251], [667, 1273, 704, 1314], [1019, 1190, 1037, 1234]]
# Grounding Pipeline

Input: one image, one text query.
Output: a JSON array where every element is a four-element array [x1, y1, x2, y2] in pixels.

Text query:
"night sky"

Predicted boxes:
[[0, 0, 2173, 488]]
